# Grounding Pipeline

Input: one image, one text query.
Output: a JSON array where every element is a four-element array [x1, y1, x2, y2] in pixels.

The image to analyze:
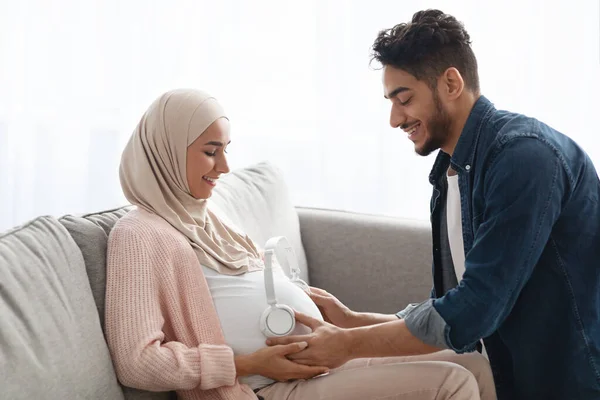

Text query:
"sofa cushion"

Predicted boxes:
[[0, 216, 125, 400], [210, 162, 309, 282], [60, 206, 132, 331]]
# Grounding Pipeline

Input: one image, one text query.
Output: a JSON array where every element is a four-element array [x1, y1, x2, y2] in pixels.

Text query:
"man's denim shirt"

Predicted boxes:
[[402, 96, 600, 399]]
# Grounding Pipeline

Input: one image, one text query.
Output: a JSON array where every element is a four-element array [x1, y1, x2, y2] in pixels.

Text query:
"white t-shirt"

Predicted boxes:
[[446, 172, 488, 358], [202, 264, 323, 389], [446, 174, 466, 281]]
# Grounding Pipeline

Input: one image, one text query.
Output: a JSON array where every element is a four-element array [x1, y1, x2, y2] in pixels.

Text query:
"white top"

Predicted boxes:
[[446, 174, 466, 282], [202, 264, 323, 390], [446, 172, 488, 358]]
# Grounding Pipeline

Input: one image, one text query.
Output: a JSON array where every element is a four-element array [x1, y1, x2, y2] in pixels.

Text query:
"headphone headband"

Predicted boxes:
[[263, 236, 297, 304]]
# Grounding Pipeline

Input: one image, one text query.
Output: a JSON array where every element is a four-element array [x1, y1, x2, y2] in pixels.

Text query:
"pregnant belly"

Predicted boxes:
[[202, 266, 323, 389], [203, 266, 323, 356]]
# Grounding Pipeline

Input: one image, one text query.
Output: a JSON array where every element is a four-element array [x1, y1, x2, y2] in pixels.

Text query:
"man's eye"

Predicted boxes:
[[399, 97, 412, 106]]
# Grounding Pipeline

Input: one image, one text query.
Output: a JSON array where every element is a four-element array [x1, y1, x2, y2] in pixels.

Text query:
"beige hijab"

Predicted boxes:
[[119, 89, 263, 275]]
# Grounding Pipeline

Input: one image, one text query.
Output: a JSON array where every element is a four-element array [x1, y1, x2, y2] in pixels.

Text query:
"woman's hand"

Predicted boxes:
[[235, 342, 329, 382]]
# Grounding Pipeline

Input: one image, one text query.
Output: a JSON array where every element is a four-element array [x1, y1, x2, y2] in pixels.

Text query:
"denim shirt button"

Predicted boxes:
[[465, 164, 471, 171]]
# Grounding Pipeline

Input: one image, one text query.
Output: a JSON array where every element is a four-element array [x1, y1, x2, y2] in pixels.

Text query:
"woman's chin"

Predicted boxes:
[[190, 190, 212, 200]]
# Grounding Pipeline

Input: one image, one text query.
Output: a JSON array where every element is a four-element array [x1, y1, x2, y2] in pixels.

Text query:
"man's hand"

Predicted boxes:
[[308, 287, 359, 328], [267, 311, 442, 367], [235, 342, 329, 382], [266, 311, 354, 369], [309, 286, 398, 327]]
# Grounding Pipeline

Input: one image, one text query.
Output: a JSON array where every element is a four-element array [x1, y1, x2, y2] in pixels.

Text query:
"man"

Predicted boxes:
[[268, 9, 600, 400]]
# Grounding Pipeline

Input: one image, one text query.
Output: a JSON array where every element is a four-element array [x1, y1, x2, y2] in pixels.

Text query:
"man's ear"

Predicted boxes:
[[441, 67, 465, 101]]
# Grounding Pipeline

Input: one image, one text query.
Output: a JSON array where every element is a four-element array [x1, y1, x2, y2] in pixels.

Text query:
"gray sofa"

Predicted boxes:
[[0, 162, 432, 400]]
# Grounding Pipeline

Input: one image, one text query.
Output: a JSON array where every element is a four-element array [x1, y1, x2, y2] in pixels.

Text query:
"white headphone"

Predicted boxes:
[[260, 236, 310, 337]]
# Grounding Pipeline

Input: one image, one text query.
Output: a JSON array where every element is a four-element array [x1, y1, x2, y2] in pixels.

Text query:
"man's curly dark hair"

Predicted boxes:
[[372, 9, 480, 93]]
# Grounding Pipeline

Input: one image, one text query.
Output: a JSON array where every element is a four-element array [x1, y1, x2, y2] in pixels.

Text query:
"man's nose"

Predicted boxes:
[[389, 103, 406, 129]]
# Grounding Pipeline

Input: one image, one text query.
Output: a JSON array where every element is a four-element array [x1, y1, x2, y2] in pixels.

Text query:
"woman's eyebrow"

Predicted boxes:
[[204, 140, 231, 146]]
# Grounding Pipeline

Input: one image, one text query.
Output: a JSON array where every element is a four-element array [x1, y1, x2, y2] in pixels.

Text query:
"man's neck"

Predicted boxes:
[[441, 92, 479, 156]]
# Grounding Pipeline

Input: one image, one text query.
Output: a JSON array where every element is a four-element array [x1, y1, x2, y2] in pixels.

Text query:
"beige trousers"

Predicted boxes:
[[256, 350, 496, 400]]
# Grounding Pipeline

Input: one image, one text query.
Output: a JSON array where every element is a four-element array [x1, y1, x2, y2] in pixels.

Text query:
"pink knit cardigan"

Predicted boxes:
[[105, 208, 257, 400]]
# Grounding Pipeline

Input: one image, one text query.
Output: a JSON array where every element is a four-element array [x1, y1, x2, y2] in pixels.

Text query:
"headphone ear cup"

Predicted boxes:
[[261, 304, 296, 337]]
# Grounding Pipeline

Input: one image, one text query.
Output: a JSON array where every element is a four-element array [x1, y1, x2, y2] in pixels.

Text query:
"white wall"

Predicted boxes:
[[1, 0, 598, 230]]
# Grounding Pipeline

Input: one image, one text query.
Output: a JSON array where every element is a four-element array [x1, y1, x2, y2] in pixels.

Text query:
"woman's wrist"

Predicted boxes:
[[234, 354, 255, 377]]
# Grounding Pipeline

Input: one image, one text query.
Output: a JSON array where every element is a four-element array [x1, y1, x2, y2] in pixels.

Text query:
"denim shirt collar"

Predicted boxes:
[[428, 95, 495, 185]]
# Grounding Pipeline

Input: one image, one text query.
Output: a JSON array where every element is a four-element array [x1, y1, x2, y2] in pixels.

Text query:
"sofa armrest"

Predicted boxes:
[[297, 207, 432, 314]]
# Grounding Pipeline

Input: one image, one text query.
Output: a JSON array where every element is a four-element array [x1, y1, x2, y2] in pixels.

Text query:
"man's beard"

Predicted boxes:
[[416, 91, 452, 157]]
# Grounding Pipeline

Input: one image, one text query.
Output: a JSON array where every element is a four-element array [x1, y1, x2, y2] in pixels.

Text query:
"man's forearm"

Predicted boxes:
[[350, 312, 398, 327], [346, 318, 442, 358]]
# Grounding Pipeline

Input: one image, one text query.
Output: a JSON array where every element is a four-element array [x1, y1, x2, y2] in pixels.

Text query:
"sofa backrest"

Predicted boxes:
[[297, 207, 432, 313], [0, 217, 125, 400]]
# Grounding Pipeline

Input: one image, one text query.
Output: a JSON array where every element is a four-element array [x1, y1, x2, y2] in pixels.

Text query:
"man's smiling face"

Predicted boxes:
[[383, 65, 452, 156]]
